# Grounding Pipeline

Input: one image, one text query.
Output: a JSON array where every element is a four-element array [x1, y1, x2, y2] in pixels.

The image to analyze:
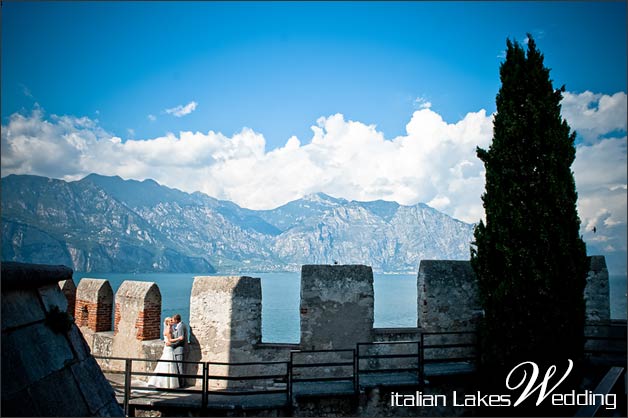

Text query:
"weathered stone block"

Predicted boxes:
[[113, 280, 161, 341], [1, 322, 75, 398], [418, 260, 480, 332], [71, 357, 120, 414], [38, 283, 69, 313], [68, 326, 92, 361], [28, 368, 91, 417], [1, 336, 29, 399], [58, 278, 77, 316], [96, 401, 127, 417], [585, 255, 610, 322], [1, 288, 45, 331], [190, 276, 262, 363], [1, 262, 73, 291], [1, 387, 41, 417], [300, 265, 374, 350], [1, 262, 122, 417], [92, 331, 114, 356], [75, 278, 113, 332]]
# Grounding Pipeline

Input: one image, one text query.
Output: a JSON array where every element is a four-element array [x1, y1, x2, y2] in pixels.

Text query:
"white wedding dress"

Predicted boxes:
[[147, 344, 179, 389]]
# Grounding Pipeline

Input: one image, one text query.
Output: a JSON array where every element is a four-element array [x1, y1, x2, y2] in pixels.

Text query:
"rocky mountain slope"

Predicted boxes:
[[2, 174, 474, 273]]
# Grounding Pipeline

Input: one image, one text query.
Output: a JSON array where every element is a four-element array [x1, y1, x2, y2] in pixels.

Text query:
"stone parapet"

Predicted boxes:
[[58, 278, 77, 318], [189, 276, 262, 363], [585, 255, 610, 322], [75, 278, 113, 332], [300, 264, 374, 350], [418, 260, 481, 332], [109, 281, 162, 367], [113, 280, 161, 340], [72, 256, 613, 390]]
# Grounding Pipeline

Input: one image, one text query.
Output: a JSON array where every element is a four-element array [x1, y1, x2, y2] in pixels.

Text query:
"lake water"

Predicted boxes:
[[74, 272, 627, 343]]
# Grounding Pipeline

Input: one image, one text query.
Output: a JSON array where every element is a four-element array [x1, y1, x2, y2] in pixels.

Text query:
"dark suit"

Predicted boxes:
[[171, 321, 187, 387]]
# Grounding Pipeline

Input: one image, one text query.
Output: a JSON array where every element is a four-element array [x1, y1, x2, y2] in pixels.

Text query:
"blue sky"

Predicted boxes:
[[2, 1, 626, 148], [2, 1, 627, 274]]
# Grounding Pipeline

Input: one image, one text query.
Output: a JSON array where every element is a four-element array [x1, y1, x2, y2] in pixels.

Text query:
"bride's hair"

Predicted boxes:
[[164, 317, 171, 328]]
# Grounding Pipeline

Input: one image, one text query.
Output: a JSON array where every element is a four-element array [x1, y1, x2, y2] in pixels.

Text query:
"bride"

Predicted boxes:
[[147, 317, 179, 388]]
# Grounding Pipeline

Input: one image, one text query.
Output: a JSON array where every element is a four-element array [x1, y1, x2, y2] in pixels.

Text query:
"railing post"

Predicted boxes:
[[201, 362, 208, 411], [355, 344, 359, 393], [352, 348, 357, 395], [286, 359, 292, 407], [124, 358, 132, 417], [474, 330, 481, 369], [288, 351, 295, 405], [419, 335, 424, 386]]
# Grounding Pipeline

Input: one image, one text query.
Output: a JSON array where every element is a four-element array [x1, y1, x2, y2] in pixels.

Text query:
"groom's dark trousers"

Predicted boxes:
[[172, 323, 187, 387]]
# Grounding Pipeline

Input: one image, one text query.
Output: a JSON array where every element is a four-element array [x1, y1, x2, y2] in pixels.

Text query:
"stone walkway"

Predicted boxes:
[[104, 361, 476, 412], [105, 373, 289, 411]]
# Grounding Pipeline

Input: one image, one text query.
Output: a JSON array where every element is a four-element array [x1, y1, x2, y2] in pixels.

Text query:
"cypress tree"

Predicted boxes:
[[470, 35, 588, 381]]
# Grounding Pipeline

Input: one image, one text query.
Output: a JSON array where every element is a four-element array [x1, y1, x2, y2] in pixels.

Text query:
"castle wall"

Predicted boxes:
[[585, 255, 610, 322], [75, 278, 113, 332], [418, 260, 481, 332], [72, 256, 612, 383], [58, 278, 76, 319], [418, 257, 612, 332], [300, 264, 374, 350], [111, 281, 162, 364], [1, 262, 122, 417], [113, 280, 161, 341], [189, 276, 262, 363]]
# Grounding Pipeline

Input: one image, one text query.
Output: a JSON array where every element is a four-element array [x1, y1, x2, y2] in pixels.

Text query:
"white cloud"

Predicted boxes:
[[0, 105, 492, 223], [147, 114, 156, 122], [165, 101, 198, 117], [573, 136, 627, 257], [1, 92, 625, 262], [1, 109, 108, 179], [414, 97, 432, 109], [561, 91, 627, 143], [563, 91, 627, 261]]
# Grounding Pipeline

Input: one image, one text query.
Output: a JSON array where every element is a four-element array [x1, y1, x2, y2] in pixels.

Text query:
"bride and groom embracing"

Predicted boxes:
[[147, 313, 187, 389]]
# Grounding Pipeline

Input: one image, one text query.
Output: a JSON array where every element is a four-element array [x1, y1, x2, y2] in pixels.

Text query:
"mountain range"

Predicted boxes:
[[1, 174, 475, 273]]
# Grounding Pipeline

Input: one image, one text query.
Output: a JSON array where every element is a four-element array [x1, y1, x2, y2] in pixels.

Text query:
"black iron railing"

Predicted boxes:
[[93, 356, 206, 416], [584, 321, 627, 364], [289, 349, 357, 396], [356, 341, 421, 389], [95, 332, 486, 414], [420, 331, 479, 380]]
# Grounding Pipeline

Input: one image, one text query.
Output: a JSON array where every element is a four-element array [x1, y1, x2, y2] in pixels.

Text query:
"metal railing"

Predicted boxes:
[[94, 356, 206, 416], [289, 349, 357, 397], [420, 331, 479, 380], [94, 334, 483, 414], [584, 321, 627, 365], [94, 355, 290, 415], [356, 341, 421, 389], [205, 359, 289, 398]]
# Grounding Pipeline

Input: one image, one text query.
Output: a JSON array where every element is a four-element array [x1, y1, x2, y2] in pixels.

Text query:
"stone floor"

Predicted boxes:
[[105, 373, 290, 411], [103, 361, 476, 412]]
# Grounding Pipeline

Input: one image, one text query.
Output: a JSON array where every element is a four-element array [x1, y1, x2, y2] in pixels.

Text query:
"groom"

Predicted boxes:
[[171, 314, 187, 387]]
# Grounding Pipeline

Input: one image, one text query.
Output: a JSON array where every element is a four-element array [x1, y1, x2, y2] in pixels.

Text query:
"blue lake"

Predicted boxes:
[[74, 272, 627, 343]]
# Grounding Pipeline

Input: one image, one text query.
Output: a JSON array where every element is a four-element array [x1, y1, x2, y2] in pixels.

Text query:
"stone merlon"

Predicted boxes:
[[300, 264, 374, 350]]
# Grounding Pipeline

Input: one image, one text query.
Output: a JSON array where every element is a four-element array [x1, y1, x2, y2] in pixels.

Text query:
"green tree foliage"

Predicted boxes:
[[471, 35, 588, 376]]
